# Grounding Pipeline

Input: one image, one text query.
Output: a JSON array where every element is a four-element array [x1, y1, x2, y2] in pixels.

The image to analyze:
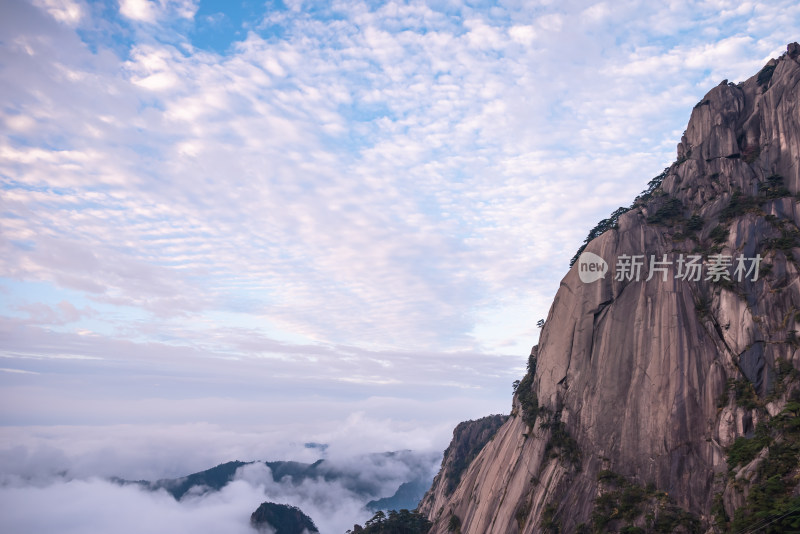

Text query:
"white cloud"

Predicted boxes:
[[118, 0, 198, 23], [509, 24, 537, 44], [0, 423, 444, 533], [0, 479, 265, 534], [537, 13, 564, 32], [16, 1, 785, 354], [32, 0, 84, 25], [581, 2, 610, 22], [0, 367, 40, 374], [119, 0, 158, 22], [1, 0, 799, 513]]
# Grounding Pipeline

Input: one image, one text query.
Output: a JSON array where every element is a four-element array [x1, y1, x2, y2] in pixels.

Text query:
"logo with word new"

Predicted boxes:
[[577, 251, 608, 283]]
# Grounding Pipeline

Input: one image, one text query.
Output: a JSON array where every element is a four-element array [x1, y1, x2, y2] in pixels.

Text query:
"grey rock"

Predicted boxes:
[[417, 414, 508, 516], [420, 43, 800, 533]]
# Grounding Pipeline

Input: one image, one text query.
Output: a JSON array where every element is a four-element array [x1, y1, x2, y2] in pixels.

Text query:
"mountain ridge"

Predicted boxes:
[[110, 449, 437, 509]]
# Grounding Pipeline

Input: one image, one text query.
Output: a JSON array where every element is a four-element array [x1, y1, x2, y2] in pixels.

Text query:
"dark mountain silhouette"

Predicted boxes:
[[251, 501, 319, 533]]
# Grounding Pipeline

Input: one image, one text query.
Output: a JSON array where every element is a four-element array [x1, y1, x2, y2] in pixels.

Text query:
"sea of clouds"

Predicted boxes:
[[0, 421, 444, 534]]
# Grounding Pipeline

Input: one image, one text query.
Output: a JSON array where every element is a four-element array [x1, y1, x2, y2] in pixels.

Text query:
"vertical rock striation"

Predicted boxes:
[[420, 43, 800, 533]]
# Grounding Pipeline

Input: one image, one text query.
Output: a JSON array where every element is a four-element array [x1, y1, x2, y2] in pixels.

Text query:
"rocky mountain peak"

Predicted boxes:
[[672, 43, 800, 207], [420, 42, 800, 534]]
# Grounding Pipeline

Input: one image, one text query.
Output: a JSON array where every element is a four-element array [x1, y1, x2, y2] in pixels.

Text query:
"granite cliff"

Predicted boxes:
[[420, 415, 508, 508], [419, 43, 800, 533]]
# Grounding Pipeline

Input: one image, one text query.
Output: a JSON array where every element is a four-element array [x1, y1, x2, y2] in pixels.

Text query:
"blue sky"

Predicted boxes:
[[1, 0, 799, 475]]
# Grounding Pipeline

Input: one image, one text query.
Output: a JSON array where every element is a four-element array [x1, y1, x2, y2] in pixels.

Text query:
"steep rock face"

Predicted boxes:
[[421, 44, 800, 533], [418, 414, 508, 516]]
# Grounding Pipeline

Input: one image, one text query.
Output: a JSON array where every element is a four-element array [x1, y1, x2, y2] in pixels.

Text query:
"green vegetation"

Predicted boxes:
[[767, 359, 800, 401], [347, 510, 431, 534], [732, 378, 760, 410], [569, 167, 670, 267], [709, 224, 728, 244], [443, 414, 508, 495], [674, 212, 704, 241], [712, 492, 729, 528], [726, 422, 770, 470], [760, 174, 791, 199], [543, 418, 582, 469], [720, 190, 763, 221], [540, 503, 562, 533], [569, 166, 792, 267], [517, 351, 581, 465], [646, 197, 684, 225], [516, 351, 539, 428], [597, 469, 627, 485], [515, 496, 532, 530], [722, 395, 800, 533], [591, 471, 700, 533], [634, 167, 670, 205], [714, 177, 794, 230], [770, 229, 800, 251], [788, 330, 799, 347], [593, 482, 647, 529], [447, 513, 461, 533], [716, 387, 730, 409], [570, 206, 631, 267], [251, 502, 319, 534], [694, 295, 710, 319], [686, 214, 704, 233]]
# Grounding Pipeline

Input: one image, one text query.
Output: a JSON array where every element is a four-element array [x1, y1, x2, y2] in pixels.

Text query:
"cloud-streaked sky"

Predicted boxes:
[[1, 0, 799, 490]]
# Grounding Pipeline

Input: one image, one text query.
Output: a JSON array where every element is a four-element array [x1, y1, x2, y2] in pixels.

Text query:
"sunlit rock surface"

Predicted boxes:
[[420, 43, 800, 533]]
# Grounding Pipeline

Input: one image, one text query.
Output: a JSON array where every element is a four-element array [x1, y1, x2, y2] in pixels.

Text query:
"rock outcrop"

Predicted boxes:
[[418, 414, 508, 516], [420, 43, 800, 533], [251, 502, 319, 534]]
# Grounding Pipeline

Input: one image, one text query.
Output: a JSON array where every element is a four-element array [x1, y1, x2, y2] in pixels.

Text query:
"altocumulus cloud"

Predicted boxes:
[[3, 0, 798, 354]]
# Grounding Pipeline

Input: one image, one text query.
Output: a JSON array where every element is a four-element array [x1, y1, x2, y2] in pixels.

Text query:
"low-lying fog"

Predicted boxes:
[[0, 420, 449, 533]]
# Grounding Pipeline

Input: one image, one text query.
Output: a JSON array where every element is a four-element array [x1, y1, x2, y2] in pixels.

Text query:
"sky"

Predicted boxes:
[[0, 0, 799, 530]]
